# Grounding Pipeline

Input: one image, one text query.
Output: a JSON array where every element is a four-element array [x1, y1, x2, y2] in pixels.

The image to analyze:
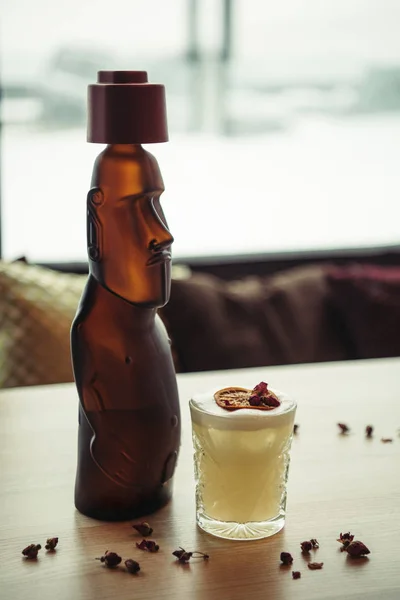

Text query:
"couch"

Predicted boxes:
[[1, 259, 400, 388]]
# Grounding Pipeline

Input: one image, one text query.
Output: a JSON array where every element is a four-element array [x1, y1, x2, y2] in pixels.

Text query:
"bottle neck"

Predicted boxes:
[[105, 143, 143, 153]]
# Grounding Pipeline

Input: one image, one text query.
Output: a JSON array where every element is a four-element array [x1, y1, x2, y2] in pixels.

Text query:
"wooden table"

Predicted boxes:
[[1, 358, 399, 600]]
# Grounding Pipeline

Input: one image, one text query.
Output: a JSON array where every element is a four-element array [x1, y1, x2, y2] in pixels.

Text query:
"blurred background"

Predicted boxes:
[[1, 0, 400, 266], [2, 0, 400, 390]]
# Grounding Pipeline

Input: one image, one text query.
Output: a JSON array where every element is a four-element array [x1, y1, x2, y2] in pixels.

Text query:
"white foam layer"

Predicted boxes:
[[190, 388, 296, 431]]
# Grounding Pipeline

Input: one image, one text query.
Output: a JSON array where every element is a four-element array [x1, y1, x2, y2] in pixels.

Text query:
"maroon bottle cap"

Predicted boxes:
[[87, 71, 168, 144]]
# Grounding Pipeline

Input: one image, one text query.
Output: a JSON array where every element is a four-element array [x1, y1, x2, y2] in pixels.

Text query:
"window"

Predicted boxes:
[[2, 0, 400, 263]]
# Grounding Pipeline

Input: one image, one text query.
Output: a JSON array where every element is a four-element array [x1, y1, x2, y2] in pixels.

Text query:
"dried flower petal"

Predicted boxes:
[[345, 541, 370, 557], [174, 550, 193, 563], [252, 382, 268, 396], [292, 571, 301, 580], [337, 532, 354, 545], [172, 547, 208, 562], [125, 559, 140, 574], [172, 548, 186, 559], [365, 425, 373, 438], [132, 522, 153, 536], [381, 438, 393, 443], [249, 394, 261, 406], [180, 552, 193, 563], [22, 544, 41, 559], [310, 539, 319, 549], [136, 539, 159, 553], [293, 424, 299, 434], [338, 423, 350, 434], [308, 562, 324, 570], [300, 541, 312, 553], [337, 532, 354, 550], [280, 552, 293, 565], [137, 540, 148, 552], [261, 395, 281, 408], [45, 537, 58, 551], [146, 541, 159, 553], [97, 551, 122, 567]]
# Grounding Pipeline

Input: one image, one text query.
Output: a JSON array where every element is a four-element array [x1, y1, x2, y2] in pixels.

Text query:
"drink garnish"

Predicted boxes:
[[214, 382, 281, 411]]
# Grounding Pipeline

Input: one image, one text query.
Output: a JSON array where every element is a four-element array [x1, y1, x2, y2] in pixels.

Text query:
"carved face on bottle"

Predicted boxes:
[[87, 187, 174, 307]]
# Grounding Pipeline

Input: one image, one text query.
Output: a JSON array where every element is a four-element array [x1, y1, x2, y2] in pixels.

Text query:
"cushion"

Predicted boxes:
[[0, 261, 85, 388], [159, 265, 350, 372], [327, 264, 400, 359], [3, 260, 378, 388]]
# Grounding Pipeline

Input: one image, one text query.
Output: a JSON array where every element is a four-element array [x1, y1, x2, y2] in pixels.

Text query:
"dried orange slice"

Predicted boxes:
[[214, 386, 280, 411]]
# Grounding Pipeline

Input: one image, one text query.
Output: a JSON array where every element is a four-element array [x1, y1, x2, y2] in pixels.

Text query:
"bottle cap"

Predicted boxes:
[[87, 71, 168, 144]]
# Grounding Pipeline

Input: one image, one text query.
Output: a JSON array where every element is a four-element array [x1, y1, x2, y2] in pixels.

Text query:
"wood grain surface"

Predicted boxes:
[[0, 358, 399, 600]]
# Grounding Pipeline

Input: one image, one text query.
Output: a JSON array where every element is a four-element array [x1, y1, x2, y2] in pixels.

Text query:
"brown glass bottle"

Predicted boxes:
[[71, 73, 181, 521]]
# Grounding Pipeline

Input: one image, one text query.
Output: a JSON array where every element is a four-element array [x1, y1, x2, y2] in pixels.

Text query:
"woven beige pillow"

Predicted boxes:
[[0, 261, 85, 388]]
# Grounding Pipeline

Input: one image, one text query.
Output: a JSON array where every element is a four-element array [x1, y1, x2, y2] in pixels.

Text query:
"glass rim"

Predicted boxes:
[[189, 388, 297, 428]]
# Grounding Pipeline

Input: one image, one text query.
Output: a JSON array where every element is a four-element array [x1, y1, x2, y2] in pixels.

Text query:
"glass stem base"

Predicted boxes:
[[197, 510, 285, 540]]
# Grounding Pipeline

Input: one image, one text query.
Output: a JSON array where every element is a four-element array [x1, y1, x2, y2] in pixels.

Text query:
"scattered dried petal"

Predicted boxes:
[[22, 544, 41, 559], [125, 559, 140, 574], [338, 423, 350, 434], [365, 425, 373, 438], [180, 552, 193, 563], [280, 552, 293, 565], [308, 562, 324, 570], [381, 438, 393, 443], [310, 539, 319, 549], [292, 571, 301, 580], [132, 522, 153, 536], [293, 424, 299, 434], [175, 550, 193, 563], [172, 547, 208, 562], [300, 541, 312, 553], [96, 551, 122, 567], [345, 541, 370, 557], [337, 532, 354, 547], [45, 537, 58, 551], [136, 539, 159, 553]]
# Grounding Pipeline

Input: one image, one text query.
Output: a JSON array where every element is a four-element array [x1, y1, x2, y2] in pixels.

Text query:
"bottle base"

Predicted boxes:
[[75, 487, 172, 521]]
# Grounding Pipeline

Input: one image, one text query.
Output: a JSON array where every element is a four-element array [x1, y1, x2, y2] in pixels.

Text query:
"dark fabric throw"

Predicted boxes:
[[159, 266, 350, 372], [327, 264, 400, 359]]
